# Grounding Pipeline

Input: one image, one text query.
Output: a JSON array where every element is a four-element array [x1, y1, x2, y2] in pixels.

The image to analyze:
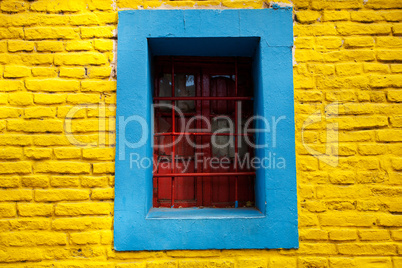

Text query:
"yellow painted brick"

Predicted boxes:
[[366, 0, 401, 9], [117, 0, 144, 9], [8, 40, 34, 52], [269, 257, 297, 268], [52, 217, 112, 231], [0, 231, 66, 246], [20, 53, 54, 65], [319, 212, 376, 227], [381, 11, 402, 22], [24, 107, 56, 119], [95, 11, 118, 24], [35, 189, 89, 202], [364, 63, 389, 74], [9, 218, 50, 230], [344, 37, 374, 48], [101, 230, 113, 245], [0, 41, 6, 52], [67, 93, 101, 105], [36, 41, 64, 52], [94, 39, 114, 52], [296, 11, 321, 24], [17, 203, 53, 217], [336, 63, 362, 76], [83, 148, 115, 161], [326, 91, 357, 102], [57, 106, 86, 118], [380, 215, 402, 227], [1, 0, 27, 12], [80, 26, 115, 38], [377, 50, 402, 61], [387, 91, 402, 102], [390, 115, 402, 127], [60, 67, 85, 78], [329, 171, 355, 184], [328, 258, 356, 268], [91, 188, 114, 200], [338, 243, 396, 256], [391, 230, 402, 241], [65, 40, 94, 51], [322, 11, 350, 21], [298, 257, 327, 268], [54, 52, 108, 66], [350, 11, 383, 22], [81, 176, 109, 187], [391, 158, 402, 170], [391, 65, 402, 73], [34, 93, 66, 104], [25, 27, 79, 40], [308, 64, 335, 75], [4, 65, 30, 78], [370, 75, 402, 88], [81, 80, 116, 92], [311, 0, 362, 10], [21, 175, 49, 188], [0, 80, 24, 92], [295, 91, 323, 102], [70, 14, 100, 26], [70, 231, 100, 245], [50, 175, 80, 187], [35, 161, 91, 174], [53, 147, 81, 159], [0, 27, 23, 39], [0, 176, 19, 188], [0, 134, 32, 146], [316, 37, 342, 49], [337, 23, 391, 35], [299, 229, 328, 241], [26, 79, 80, 92], [7, 119, 63, 133], [294, 24, 337, 37], [0, 107, 21, 119], [329, 229, 357, 241], [88, 66, 112, 78], [359, 230, 390, 241], [24, 148, 52, 160], [88, 0, 115, 11], [377, 37, 402, 49], [294, 37, 314, 49], [31, 67, 58, 77], [55, 202, 111, 216], [0, 189, 32, 200], [358, 144, 387, 156], [8, 92, 33, 106], [0, 203, 16, 218]]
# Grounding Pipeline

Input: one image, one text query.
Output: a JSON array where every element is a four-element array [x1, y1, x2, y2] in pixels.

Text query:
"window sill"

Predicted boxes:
[[147, 207, 264, 220]]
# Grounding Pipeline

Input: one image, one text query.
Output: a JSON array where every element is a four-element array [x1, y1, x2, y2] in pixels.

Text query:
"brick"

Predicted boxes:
[[299, 229, 328, 241], [65, 40, 93, 51], [388, 91, 402, 102], [392, 230, 402, 241], [0, 176, 19, 188], [7, 119, 63, 133], [81, 176, 109, 188], [381, 11, 402, 22], [365, 0, 401, 9], [34, 93, 66, 104], [329, 171, 355, 184], [80, 26, 115, 38], [35, 161, 91, 174], [18, 203, 53, 217], [0, 27, 23, 39], [55, 202, 111, 216], [88, 66, 112, 78], [54, 52, 108, 65], [32, 134, 70, 146], [67, 93, 101, 104], [328, 258, 355, 268], [351, 11, 383, 22], [24, 107, 56, 119], [390, 115, 402, 127], [26, 79, 80, 92], [311, 0, 362, 9], [364, 63, 389, 74], [25, 27, 79, 40], [0, 189, 32, 201], [22, 175, 49, 188], [20, 53, 54, 65], [336, 63, 362, 76], [0, 80, 24, 92], [344, 37, 374, 48], [358, 144, 386, 155], [52, 217, 112, 231], [83, 148, 114, 161], [0, 161, 31, 175], [9, 218, 50, 230], [377, 130, 402, 142], [336, 116, 388, 130], [91, 188, 114, 200], [57, 106, 86, 119], [296, 11, 321, 24], [0, 231, 66, 246], [377, 215, 402, 227], [51, 176, 80, 187], [94, 39, 114, 52], [338, 243, 397, 256], [319, 212, 376, 227], [298, 257, 327, 268], [0, 107, 21, 119], [269, 257, 297, 268], [391, 65, 402, 73], [322, 11, 349, 21], [376, 37, 402, 49], [8, 40, 34, 52], [0, 134, 32, 146], [70, 14, 100, 25], [70, 231, 100, 245], [35, 189, 89, 202], [60, 67, 85, 78], [36, 41, 64, 52], [0, 203, 16, 218], [359, 230, 390, 241], [377, 50, 402, 61], [337, 23, 391, 35], [81, 80, 116, 92], [8, 92, 33, 106], [54, 147, 81, 159], [294, 37, 314, 49], [329, 229, 357, 241], [31, 67, 58, 77]]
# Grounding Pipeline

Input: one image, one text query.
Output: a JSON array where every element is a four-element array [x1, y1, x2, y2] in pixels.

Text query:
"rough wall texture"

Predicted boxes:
[[0, 0, 401, 267]]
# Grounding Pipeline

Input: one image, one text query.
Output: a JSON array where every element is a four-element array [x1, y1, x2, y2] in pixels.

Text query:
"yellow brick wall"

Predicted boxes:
[[0, 0, 401, 267]]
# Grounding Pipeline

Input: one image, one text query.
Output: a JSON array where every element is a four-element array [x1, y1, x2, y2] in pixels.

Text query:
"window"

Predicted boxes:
[[153, 56, 255, 208], [115, 8, 297, 251]]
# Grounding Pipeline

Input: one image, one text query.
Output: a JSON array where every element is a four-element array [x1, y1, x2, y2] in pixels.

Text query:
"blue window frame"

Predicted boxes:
[[115, 8, 297, 251]]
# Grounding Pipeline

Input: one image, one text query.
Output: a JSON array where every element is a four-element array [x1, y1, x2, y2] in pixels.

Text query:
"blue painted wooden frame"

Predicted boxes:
[[115, 8, 297, 251]]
